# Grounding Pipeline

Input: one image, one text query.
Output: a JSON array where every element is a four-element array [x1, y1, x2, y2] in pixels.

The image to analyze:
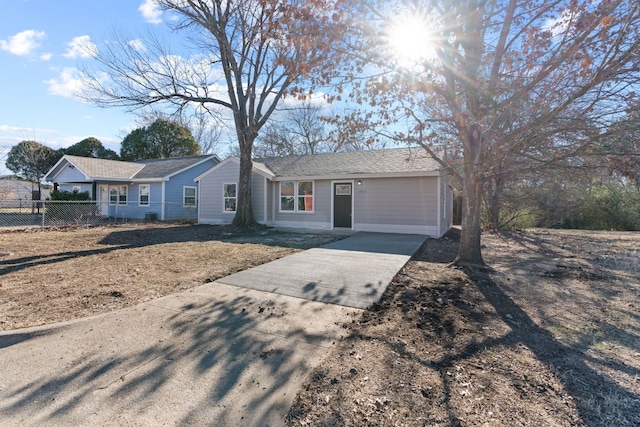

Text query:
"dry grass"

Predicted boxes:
[[0, 222, 341, 330]]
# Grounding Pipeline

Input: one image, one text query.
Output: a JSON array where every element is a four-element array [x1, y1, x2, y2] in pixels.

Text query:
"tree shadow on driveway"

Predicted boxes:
[[0, 285, 352, 426]]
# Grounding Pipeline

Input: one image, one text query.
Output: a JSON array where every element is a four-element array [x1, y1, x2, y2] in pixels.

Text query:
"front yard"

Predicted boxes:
[[0, 223, 340, 330], [1, 223, 639, 426]]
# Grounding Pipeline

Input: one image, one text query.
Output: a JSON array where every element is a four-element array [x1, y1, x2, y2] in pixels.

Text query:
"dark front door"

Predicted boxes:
[[333, 183, 352, 228]]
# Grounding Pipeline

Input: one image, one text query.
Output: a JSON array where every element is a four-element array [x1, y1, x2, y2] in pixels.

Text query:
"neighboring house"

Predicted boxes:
[[45, 154, 220, 220], [0, 175, 52, 201], [195, 148, 453, 237]]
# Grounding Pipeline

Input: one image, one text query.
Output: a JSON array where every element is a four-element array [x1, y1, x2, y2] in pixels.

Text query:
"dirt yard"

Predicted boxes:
[[286, 229, 640, 427], [1, 224, 639, 426]]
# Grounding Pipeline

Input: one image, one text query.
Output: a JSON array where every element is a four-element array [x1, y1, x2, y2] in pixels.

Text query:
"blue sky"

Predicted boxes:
[[0, 0, 172, 174]]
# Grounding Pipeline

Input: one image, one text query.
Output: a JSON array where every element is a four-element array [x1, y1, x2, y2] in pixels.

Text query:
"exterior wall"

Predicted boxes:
[[353, 176, 442, 236], [198, 161, 240, 225], [270, 180, 333, 230], [161, 159, 217, 220], [53, 165, 88, 183], [198, 164, 451, 237], [439, 176, 453, 237], [252, 173, 266, 224], [97, 182, 164, 220]]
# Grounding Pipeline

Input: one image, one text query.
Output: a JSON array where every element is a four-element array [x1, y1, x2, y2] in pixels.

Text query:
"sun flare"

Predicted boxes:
[[386, 15, 437, 68]]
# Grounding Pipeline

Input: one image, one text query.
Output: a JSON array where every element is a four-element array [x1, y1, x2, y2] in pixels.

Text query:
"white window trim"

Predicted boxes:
[[279, 180, 315, 213], [183, 186, 197, 207], [223, 182, 237, 213], [139, 184, 150, 207]]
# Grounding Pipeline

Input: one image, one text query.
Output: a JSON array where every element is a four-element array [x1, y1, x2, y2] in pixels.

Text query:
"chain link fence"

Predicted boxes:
[[0, 200, 198, 228]]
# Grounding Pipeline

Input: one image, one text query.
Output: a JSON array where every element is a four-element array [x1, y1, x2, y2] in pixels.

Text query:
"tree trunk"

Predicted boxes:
[[454, 126, 486, 267], [232, 133, 257, 227]]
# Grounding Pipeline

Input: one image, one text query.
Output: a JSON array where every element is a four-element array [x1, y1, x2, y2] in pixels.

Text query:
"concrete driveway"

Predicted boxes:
[[218, 232, 427, 309], [0, 232, 426, 426]]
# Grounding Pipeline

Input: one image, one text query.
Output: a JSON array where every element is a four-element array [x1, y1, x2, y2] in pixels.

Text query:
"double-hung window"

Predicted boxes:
[[223, 183, 236, 212], [280, 181, 313, 212], [118, 185, 128, 205], [109, 186, 128, 205], [183, 186, 197, 207], [109, 188, 118, 205], [139, 184, 150, 206]]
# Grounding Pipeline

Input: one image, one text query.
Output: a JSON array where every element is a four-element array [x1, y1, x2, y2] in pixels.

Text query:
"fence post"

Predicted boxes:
[[42, 200, 46, 227]]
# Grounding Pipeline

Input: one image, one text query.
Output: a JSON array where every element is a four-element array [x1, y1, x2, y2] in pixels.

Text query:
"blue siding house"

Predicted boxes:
[[45, 154, 220, 220]]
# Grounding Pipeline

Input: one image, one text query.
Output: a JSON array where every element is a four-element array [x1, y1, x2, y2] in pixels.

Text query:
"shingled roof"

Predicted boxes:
[[47, 155, 218, 182], [132, 156, 217, 179], [63, 156, 144, 179], [254, 147, 442, 178]]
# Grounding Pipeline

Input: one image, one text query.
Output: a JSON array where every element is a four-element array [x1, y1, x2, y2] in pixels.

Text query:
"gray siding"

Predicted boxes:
[[198, 161, 239, 224], [271, 180, 332, 229], [440, 176, 453, 236], [353, 176, 441, 235], [251, 173, 266, 223]]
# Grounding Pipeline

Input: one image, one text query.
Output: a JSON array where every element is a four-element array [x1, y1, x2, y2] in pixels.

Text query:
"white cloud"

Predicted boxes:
[[127, 38, 147, 52], [40, 53, 52, 61], [0, 30, 46, 56], [63, 35, 98, 59], [139, 0, 163, 24], [45, 67, 86, 98]]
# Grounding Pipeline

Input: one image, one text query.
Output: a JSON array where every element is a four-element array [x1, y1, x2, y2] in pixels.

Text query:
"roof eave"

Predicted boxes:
[[270, 170, 443, 181]]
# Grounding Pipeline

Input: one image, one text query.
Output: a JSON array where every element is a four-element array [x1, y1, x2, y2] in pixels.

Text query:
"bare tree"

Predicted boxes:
[[341, 0, 640, 266], [254, 102, 333, 157], [82, 0, 345, 226]]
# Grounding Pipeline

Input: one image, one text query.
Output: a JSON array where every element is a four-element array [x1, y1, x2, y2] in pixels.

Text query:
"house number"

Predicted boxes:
[[358, 189, 367, 193]]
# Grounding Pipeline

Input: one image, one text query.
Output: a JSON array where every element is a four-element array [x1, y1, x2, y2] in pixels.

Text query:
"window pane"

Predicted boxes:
[[225, 198, 236, 211], [298, 196, 313, 211], [224, 183, 236, 197], [298, 181, 312, 195], [110, 189, 117, 204], [280, 182, 294, 196], [281, 196, 294, 211], [185, 187, 196, 197]]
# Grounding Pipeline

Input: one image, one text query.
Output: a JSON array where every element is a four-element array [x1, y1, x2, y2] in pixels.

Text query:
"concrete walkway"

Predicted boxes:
[[218, 232, 427, 309], [0, 232, 426, 426]]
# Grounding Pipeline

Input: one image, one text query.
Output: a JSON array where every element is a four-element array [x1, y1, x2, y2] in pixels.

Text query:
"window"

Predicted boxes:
[[223, 183, 236, 212], [184, 186, 197, 207], [139, 184, 150, 206], [280, 181, 313, 212], [280, 182, 295, 211], [109, 188, 118, 205], [118, 185, 128, 205], [297, 181, 313, 211], [72, 185, 81, 193], [109, 186, 128, 205]]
